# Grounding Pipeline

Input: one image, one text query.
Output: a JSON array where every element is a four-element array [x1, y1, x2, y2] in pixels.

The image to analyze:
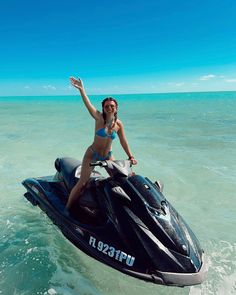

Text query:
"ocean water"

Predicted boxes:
[[0, 91, 236, 295]]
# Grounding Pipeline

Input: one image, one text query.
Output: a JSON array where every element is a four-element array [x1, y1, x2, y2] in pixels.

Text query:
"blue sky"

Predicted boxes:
[[0, 0, 236, 96]]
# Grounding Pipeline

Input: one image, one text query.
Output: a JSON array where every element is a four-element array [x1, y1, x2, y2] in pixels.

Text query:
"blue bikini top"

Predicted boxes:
[[95, 127, 117, 140]]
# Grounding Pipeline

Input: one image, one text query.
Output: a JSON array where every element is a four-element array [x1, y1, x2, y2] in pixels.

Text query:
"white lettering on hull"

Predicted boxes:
[[89, 236, 135, 267]]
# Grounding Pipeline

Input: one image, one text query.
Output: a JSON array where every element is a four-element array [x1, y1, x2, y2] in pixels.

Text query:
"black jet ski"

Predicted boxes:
[[22, 157, 207, 287]]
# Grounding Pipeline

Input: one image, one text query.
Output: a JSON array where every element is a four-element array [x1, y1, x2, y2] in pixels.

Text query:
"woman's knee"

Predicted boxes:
[[80, 160, 94, 179]]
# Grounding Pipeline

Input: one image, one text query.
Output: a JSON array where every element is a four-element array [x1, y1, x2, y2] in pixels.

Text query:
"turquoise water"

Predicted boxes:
[[0, 91, 236, 295]]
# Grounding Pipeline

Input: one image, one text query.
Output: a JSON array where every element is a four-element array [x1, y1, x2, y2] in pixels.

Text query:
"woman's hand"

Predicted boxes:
[[70, 77, 84, 91], [129, 156, 137, 165], [70, 76, 98, 119]]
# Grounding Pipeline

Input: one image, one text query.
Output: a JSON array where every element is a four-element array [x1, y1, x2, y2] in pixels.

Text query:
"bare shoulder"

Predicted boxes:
[[116, 119, 123, 126], [116, 119, 124, 133]]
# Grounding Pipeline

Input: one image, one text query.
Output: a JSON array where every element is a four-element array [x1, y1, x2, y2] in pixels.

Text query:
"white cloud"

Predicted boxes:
[[191, 82, 199, 87], [63, 85, 73, 91], [167, 82, 185, 87], [225, 79, 236, 83], [175, 82, 185, 87], [199, 74, 216, 81], [150, 84, 157, 89], [42, 85, 56, 90]]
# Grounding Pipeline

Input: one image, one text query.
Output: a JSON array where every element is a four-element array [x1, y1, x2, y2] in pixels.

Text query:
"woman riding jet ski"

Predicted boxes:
[[22, 157, 207, 287]]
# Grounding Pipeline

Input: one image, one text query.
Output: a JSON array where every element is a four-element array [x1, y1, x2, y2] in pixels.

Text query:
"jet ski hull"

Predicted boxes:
[[22, 158, 207, 286]]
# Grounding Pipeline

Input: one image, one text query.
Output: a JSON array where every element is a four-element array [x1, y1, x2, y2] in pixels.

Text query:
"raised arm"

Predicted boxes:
[[70, 77, 99, 119], [117, 121, 137, 165]]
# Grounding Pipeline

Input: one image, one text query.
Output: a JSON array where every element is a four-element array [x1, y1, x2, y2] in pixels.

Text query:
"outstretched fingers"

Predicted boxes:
[[70, 76, 77, 85], [70, 76, 83, 89]]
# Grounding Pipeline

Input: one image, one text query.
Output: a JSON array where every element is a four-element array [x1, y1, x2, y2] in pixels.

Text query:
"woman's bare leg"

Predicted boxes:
[[66, 150, 93, 209]]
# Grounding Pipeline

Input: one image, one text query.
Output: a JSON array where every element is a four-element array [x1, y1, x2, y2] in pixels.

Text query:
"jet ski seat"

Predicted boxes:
[[55, 157, 82, 191], [55, 157, 104, 210]]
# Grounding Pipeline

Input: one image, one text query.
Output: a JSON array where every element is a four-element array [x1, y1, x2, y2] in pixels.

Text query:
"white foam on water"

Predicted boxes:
[[46, 289, 57, 295], [189, 240, 236, 295]]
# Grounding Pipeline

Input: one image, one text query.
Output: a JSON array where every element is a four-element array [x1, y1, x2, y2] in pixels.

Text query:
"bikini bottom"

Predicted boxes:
[[89, 147, 112, 161]]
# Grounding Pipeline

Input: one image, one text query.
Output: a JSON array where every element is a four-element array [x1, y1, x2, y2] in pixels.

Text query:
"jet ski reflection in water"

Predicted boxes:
[[22, 157, 207, 287]]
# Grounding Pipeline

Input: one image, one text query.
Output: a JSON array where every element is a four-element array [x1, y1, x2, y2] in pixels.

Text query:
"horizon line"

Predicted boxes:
[[0, 89, 236, 98]]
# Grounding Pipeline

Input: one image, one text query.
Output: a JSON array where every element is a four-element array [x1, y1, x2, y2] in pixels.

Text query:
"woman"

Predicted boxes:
[[66, 77, 137, 209]]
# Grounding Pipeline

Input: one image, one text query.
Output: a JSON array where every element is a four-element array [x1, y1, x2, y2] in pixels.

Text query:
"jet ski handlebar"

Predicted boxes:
[[90, 160, 132, 167], [90, 161, 108, 167], [90, 160, 133, 177]]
